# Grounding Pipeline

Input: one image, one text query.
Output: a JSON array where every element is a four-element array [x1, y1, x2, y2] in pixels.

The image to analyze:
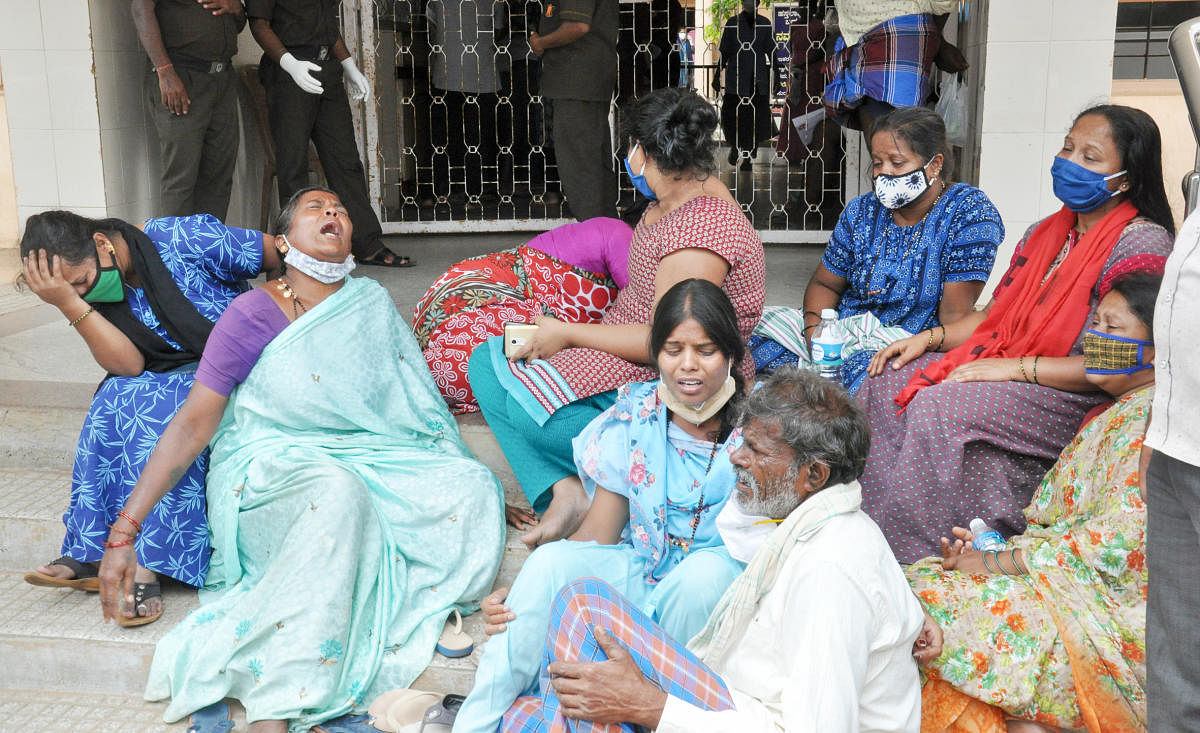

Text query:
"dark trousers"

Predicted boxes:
[[262, 58, 383, 258], [146, 66, 239, 219], [1147, 449, 1200, 731], [550, 98, 617, 221]]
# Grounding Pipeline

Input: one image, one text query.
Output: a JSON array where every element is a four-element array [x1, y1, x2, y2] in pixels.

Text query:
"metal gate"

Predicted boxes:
[[348, 0, 856, 239]]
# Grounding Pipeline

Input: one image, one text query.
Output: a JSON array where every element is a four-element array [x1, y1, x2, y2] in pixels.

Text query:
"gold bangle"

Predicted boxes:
[[69, 307, 94, 328], [935, 325, 946, 351], [925, 329, 935, 350], [1017, 355, 1029, 383], [1032, 356, 1041, 385]]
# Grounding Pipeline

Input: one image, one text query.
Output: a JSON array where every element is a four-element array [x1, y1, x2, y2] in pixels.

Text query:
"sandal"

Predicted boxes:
[[24, 556, 100, 592], [118, 581, 163, 627], [311, 713, 377, 732], [435, 610, 474, 658], [366, 689, 441, 733], [418, 694, 464, 732], [186, 700, 234, 733], [360, 247, 415, 268]]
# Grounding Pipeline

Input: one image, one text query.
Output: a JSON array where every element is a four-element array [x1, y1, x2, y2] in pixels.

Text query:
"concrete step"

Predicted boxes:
[[0, 687, 198, 731]]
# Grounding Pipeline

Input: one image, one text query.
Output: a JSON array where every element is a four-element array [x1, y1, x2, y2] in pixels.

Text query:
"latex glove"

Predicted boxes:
[[280, 52, 323, 95], [341, 57, 370, 102]]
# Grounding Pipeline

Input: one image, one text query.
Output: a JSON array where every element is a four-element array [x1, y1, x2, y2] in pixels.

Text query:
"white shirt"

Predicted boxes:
[[836, 0, 959, 45], [1147, 208, 1200, 467], [656, 510, 923, 733]]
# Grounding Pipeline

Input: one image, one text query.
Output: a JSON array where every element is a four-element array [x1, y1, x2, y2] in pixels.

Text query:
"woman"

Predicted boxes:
[[96, 187, 506, 732], [911, 272, 1161, 732], [414, 217, 633, 413], [858, 105, 1175, 563], [19, 210, 279, 624], [468, 87, 765, 548], [749, 106, 1003, 393], [715, 0, 775, 168], [454, 279, 747, 733]]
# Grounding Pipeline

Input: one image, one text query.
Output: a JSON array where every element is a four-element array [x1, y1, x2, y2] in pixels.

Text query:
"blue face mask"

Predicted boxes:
[[623, 143, 658, 200], [1050, 156, 1127, 213]]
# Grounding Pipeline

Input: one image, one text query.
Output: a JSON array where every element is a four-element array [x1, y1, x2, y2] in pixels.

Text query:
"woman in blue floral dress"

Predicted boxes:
[[19, 210, 277, 624], [454, 279, 748, 733]]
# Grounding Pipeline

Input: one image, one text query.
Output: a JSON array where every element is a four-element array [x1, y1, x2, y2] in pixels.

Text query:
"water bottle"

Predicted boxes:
[[810, 309, 846, 381], [969, 518, 1006, 551]]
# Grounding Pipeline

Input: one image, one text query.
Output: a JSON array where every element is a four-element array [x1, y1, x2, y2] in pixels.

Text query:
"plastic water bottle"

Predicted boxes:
[[969, 518, 1006, 551], [810, 308, 846, 381]]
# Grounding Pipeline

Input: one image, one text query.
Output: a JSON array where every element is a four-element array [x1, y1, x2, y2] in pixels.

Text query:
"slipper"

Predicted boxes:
[[24, 556, 100, 592], [312, 713, 375, 732], [118, 581, 163, 627], [418, 694, 464, 732], [366, 689, 441, 732], [360, 248, 415, 268], [186, 700, 234, 733], [435, 610, 474, 658]]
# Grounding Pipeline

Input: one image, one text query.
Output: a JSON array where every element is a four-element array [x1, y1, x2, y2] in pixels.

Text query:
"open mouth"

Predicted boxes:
[[320, 221, 341, 239], [676, 378, 705, 396]]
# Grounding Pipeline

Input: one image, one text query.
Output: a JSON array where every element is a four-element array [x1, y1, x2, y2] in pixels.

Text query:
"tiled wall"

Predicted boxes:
[[978, 0, 1120, 291]]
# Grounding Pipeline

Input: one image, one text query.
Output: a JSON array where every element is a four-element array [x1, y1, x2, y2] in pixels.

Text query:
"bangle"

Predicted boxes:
[[925, 329, 935, 350], [116, 509, 143, 534], [803, 310, 821, 319], [1032, 356, 1041, 385], [103, 538, 134, 548], [801, 323, 817, 334], [981, 550, 995, 574], [1017, 356, 1030, 383], [154, 62, 174, 73], [935, 325, 946, 352], [109, 526, 136, 539], [1009, 548, 1023, 574], [69, 307, 94, 327]]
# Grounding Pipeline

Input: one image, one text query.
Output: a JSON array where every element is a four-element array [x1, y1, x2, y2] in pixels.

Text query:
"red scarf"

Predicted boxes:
[[894, 201, 1138, 408]]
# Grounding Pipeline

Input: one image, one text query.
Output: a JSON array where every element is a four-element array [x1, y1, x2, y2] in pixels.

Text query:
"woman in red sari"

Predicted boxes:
[[857, 105, 1174, 563]]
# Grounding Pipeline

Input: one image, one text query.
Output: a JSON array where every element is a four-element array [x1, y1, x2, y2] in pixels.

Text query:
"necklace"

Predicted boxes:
[[865, 180, 946, 298], [275, 277, 308, 318], [668, 438, 721, 554]]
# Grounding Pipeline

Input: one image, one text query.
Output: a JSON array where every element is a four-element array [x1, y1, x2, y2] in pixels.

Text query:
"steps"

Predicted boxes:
[[0, 393, 532, 723]]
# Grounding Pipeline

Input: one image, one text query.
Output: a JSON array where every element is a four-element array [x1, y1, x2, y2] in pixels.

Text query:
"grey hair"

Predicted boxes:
[[737, 367, 871, 487], [273, 185, 339, 236]]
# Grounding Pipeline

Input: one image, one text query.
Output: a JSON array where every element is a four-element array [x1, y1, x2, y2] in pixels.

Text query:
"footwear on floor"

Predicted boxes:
[[366, 689, 442, 733], [359, 248, 415, 268], [186, 700, 233, 733], [23, 556, 100, 592], [312, 713, 376, 732], [434, 609, 474, 658], [117, 581, 163, 627], [416, 694, 464, 732]]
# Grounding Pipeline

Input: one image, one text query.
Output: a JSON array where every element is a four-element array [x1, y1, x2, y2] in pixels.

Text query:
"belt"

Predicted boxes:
[[287, 45, 333, 61], [167, 56, 231, 74]]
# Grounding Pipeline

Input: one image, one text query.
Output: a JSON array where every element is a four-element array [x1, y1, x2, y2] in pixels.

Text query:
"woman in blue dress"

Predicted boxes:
[[19, 210, 277, 625], [749, 106, 1004, 393]]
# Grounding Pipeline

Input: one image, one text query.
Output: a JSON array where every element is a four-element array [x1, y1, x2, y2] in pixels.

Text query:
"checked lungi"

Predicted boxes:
[[823, 13, 941, 130], [502, 578, 735, 732]]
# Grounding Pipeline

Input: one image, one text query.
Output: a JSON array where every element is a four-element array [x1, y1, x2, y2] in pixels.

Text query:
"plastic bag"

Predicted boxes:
[[935, 75, 968, 148]]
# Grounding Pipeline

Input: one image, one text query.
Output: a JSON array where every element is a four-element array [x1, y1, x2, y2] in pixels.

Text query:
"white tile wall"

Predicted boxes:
[[45, 50, 100, 130], [54, 129, 106, 207], [41, 0, 93, 51], [0, 4, 46, 52], [8, 129, 58, 206]]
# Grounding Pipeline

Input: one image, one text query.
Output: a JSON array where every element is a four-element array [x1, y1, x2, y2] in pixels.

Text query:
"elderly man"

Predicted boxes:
[[498, 368, 930, 731]]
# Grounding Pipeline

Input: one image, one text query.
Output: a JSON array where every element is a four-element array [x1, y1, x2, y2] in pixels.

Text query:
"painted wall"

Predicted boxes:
[[1111, 78, 1194, 231]]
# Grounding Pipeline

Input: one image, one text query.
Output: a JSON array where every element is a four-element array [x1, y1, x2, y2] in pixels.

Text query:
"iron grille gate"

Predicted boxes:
[[345, 0, 860, 240]]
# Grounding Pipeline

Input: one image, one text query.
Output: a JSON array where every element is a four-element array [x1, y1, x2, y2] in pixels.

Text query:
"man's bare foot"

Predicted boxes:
[[520, 477, 590, 549], [505, 503, 538, 530], [247, 720, 287, 733], [127, 565, 162, 619]]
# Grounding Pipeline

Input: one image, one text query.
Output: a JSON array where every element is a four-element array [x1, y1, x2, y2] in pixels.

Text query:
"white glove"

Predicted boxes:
[[280, 52, 323, 95], [341, 58, 371, 102]]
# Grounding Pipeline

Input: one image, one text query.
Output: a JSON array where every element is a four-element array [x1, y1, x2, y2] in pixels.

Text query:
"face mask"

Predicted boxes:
[[623, 143, 658, 201], [282, 236, 356, 284], [1082, 329, 1153, 375], [873, 160, 931, 210], [657, 367, 736, 425], [715, 496, 781, 563], [1050, 157, 1127, 213], [82, 250, 126, 303]]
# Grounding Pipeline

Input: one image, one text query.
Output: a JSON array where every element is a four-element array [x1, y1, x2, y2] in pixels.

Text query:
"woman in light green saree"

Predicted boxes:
[[97, 187, 506, 732]]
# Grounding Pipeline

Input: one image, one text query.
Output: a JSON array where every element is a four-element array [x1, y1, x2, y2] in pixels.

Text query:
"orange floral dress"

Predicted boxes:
[[908, 387, 1152, 732]]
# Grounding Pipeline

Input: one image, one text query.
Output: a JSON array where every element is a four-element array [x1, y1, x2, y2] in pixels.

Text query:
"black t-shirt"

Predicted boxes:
[[245, 0, 340, 48], [153, 0, 244, 61], [719, 11, 774, 96], [538, 0, 618, 101]]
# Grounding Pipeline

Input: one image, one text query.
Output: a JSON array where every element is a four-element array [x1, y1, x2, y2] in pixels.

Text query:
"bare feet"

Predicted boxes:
[[519, 477, 590, 549], [247, 720, 287, 732], [505, 503, 538, 530]]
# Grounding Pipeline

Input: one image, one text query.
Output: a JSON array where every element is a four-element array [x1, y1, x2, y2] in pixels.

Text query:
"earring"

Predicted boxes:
[[277, 237, 290, 255]]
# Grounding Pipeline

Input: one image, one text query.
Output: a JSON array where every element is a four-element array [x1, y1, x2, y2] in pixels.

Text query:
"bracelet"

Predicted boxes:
[[925, 329, 935, 350], [109, 526, 136, 539], [803, 310, 821, 319], [981, 550, 996, 574], [154, 62, 174, 73], [69, 307, 94, 328], [935, 325, 946, 352], [1032, 356, 1041, 385], [801, 323, 817, 334], [1009, 548, 1023, 574], [116, 509, 143, 534], [103, 538, 134, 548], [1017, 356, 1030, 383]]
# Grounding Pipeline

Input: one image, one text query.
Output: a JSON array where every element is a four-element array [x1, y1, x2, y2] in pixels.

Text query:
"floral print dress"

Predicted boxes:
[[909, 387, 1152, 731]]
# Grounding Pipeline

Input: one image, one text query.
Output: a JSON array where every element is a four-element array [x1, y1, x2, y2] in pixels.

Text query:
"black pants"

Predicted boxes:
[[550, 98, 616, 221], [262, 57, 384, 258], [146, 66, 239, 219]]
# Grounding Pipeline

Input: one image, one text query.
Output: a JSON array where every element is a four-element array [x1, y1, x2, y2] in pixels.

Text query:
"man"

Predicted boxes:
[[132, 0, 244, 219], [504, 368, 930, 731], [677, 29, 694, 88], [246, 0, 412, 266], [529, 0, 618, 220], [1145, 207, 1200, 731]]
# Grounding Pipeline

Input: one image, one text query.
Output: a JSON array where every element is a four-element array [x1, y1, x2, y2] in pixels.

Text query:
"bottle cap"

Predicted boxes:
[[820, 308, 837, 320]]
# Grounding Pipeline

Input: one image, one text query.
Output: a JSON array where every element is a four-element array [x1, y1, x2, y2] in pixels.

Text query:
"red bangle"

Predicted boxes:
[[116, 509, 143, 534], [104, 539, 134, 548]]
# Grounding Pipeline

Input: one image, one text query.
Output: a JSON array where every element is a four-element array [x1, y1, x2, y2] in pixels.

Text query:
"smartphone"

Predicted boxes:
[[503, 322, 540, 359]]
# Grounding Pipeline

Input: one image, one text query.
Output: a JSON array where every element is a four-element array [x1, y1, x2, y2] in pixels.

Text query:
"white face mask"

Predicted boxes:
[[282, 236, 356, 284], [872, 160, 932, 210], [715, 495, 781, 563], [656, 366, 736, 426]]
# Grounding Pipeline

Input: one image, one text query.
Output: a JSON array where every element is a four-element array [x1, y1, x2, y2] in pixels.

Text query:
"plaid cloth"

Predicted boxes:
[[502, 578, 734, 732], [823, 13, 941, 130]]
